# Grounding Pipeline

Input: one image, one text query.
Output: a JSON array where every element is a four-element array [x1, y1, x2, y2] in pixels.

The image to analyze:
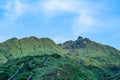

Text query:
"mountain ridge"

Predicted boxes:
[[0, 36, 120, 80], [59, 36, 120, 67], [0, 36, 66, 64]]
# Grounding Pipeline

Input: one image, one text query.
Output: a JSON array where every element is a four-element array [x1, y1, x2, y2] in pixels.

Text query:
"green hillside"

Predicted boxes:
[[0, 36, 120, 80], [0, 54, 96, 80], [0, 36, 66, 64], [59, 36, 120, 67], [59, 36, 120, 79]]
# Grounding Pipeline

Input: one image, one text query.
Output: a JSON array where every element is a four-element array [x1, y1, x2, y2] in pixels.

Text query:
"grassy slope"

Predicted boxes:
[[0, 54, 94, 80], [0, 36, 120, 80], [59, 37, 120, 79], [0, 54, 119, 80], [0, 36, 66, 64], [59, 37, 120, 66]]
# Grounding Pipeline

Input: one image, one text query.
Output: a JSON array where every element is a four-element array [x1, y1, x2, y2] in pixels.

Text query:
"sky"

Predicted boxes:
[[0, 0, 120, 49]]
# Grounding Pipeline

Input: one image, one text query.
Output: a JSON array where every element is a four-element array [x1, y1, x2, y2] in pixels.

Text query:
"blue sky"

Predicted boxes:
[[0, 0, 120, 49]]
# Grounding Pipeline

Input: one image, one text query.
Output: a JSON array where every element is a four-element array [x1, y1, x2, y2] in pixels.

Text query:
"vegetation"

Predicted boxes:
[[0, 36, 120, 80], [0, 36, 66, 64], [0, 54, 92, 80], [59, 36, 120, 67]]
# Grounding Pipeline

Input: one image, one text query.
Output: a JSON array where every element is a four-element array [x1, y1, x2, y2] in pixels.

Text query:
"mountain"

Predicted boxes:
[[0, 36, 120, 80], [59, 36, 120, 67], [59, 36, 120, 79], [0, 36, 66, 64]]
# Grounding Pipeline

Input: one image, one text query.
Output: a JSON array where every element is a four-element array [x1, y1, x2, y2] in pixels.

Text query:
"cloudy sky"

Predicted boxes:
[[0, 0, 120, 49]]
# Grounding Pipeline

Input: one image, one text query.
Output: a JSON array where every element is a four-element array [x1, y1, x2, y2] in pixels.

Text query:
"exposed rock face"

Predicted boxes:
[[59, 36, 91, 51]]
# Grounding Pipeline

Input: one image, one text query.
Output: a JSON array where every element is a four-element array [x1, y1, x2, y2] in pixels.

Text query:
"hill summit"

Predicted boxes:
[[0, 36, 65, 63], [0, 36, 120, 80]]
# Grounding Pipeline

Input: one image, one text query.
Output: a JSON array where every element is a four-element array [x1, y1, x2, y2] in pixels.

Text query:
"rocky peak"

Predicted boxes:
[[60, 36, 91, 50], [77, 36, 83, 40]]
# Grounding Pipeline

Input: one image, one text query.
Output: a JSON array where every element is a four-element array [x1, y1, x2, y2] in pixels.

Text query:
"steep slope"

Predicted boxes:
[[0, 36, 120, 80], [59, 36, 120, 79], [0, 54, 105, 80], [59, 36, 120, 66], [0, 54, 119, 80], [0, 36, 66, 64]]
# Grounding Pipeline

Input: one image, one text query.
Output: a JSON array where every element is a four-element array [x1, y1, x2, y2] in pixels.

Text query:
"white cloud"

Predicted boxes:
[[1, 0, 118, 36], [78, 11, 95, 26], [72, 10, 97, 35], [0, 0, 27, 29], [1, 0, 98, 35], [41, 0, 100, 35], [43, 0, 71, 11], [3, 0, 26, 21], [41, 0, 79, 16]]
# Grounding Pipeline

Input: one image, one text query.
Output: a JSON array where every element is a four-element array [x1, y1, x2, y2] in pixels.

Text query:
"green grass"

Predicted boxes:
[[0, 36, 120, 80], [0, 36, 66, 64], [0, 54, 92, 80]]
